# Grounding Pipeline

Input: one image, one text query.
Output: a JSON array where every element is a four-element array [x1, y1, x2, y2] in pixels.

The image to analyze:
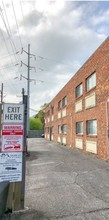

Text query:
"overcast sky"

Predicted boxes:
[[0, 0, 108, 115]]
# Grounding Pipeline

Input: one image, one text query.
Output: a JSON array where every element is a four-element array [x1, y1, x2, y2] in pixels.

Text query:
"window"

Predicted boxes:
[[86, 120, 97, 135], [62, 96, 67, 107], [51, 106, 54, 114], [58, 100, 62, 109], [58, 125, 61, 134], [86, 72, 96, 91], [76, 122, 83, 134], [76, 83, 83, 98], [62, 124, 67, 134], [44, 112, 47, 118], [47, 127, 49, 133], [47, 110, 50, 116], [51, 126, 54, 133]]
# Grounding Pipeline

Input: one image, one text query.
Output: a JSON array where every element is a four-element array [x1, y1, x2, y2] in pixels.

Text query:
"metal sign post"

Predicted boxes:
[[21, 93, 27, 209]]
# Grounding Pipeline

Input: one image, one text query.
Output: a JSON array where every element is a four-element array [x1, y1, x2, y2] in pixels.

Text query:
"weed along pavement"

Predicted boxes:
[[25, 138, 109, 220]]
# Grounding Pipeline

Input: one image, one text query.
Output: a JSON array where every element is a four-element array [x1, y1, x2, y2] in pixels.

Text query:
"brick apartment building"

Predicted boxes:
[[44, 37, 109, 160]]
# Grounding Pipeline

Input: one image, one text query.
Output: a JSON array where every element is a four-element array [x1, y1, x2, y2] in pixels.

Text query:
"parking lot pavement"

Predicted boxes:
[[25, 138, 109, 220]]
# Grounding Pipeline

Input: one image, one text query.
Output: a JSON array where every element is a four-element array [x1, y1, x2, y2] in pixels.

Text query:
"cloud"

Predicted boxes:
[[0, 1, 108, 115], [21, 10, 44, 28], [91, 9, 109, 25]]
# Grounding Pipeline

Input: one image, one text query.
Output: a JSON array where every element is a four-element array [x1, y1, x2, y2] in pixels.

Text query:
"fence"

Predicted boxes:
[[28, 130, 44, 138]]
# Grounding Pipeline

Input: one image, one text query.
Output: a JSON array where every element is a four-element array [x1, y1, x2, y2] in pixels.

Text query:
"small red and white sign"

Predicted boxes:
[[2, 124, 24, 152]]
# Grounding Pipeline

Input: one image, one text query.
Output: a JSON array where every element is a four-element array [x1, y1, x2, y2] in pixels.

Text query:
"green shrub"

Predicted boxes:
[[30, 117, 43, 130]]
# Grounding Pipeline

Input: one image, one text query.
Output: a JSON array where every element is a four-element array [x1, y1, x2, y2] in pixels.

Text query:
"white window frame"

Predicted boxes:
[[62, 96, 67, 107], [58, 125, 61, 134], [76, 83, 83, 98], [86, 72, 96, 91], [62, 124, 67, 134], [86, 119, 97, 135], [51, 106, 54, 114], [51, 126, 54, 134], [76, 122, 83, 135], [58, 100, 62, 109]]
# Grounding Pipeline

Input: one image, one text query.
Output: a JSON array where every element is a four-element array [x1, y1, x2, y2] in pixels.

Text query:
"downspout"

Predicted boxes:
[[106, 99, 109, 158], [70, 113, 73, 147]]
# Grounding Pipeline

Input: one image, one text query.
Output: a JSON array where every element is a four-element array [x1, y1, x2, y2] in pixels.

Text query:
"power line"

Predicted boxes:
[[0, 4, 23, 90], [20, 1, 24, 20], [36, 54, 79, 69], [0, 17, 15, 65], [29, 52, 78, 71], [11, 1, 23, 49], [0, 76, 19, 82], [0, 6, 17, 64], [0, 7, 22, 90], [0, 12, 22, 92], [0, 63, 19, 70], [19, 1, 31, 45], [30, 108, 39, 112], [2, 1, 21, 65], [1, 2, 28, 94], [1, 69, 20, 95], [0, 51, 20, 60], [20, 74, 44, 84]]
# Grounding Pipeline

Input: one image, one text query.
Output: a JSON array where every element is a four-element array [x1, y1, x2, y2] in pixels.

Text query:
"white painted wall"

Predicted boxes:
[[62, 137, 66, 145], [75, 99, 82, 112], [62, 108, 66, 117], [58, 112, 61, 119], [86, 140, 97, 154], [85, 92, 96, 109], [75, 138, 83, 149]]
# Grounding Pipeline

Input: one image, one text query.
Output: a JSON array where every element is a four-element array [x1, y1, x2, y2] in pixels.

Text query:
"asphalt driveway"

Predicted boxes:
[[25, 138, 109, 220]]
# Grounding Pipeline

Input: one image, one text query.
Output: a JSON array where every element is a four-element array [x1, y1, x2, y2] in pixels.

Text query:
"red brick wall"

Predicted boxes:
[[44, 37, 109, 160]]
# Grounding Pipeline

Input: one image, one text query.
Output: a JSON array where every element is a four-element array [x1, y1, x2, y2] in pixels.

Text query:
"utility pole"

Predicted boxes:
[[20, 88, 27, 209], [1, 83, 3, 104], [27, 44, 30, 136], [21, 45, 36, 136], [0, 83, 3, 138]]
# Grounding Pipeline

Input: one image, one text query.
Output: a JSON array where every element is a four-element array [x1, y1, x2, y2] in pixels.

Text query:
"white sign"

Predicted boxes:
[[2, 124, 24, 152], [3, 103, 24, 124], [0, 152, 22, 182]]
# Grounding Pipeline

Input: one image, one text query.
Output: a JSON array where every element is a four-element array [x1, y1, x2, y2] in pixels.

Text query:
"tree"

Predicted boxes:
[[35, 109, 44, 124], [30, 117, 43, 130], [35, 103, 48, 127], [40, 103, 48, 110]]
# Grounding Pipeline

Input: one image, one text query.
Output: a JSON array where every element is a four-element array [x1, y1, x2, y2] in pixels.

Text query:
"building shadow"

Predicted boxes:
[[26, 151, 43, 161], [2, 209, 48, 220]]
